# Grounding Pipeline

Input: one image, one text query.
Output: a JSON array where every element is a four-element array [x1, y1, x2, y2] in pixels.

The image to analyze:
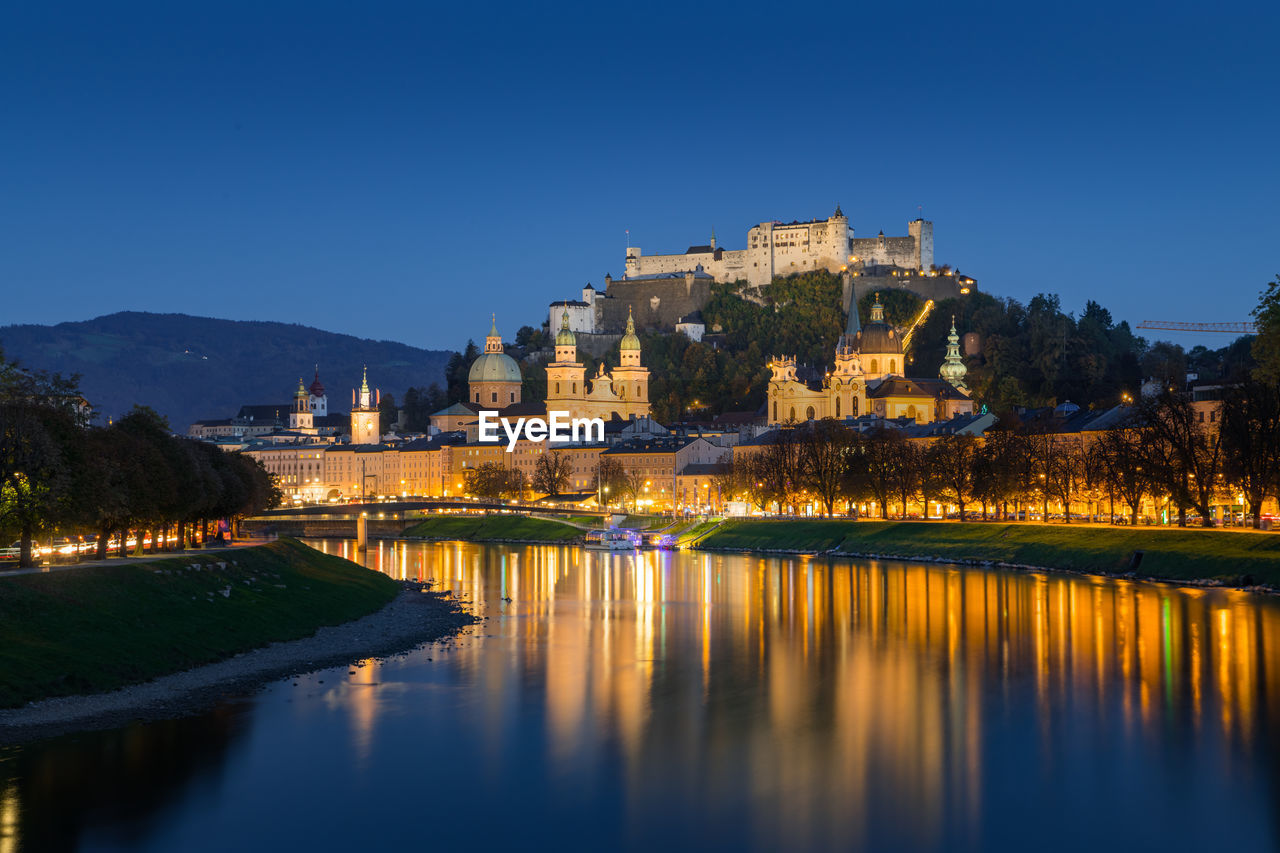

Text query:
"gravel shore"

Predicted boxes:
[[0, 583, 477, 744]]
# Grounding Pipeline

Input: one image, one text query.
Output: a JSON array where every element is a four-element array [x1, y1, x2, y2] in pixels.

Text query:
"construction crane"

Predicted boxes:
[[900, 299, 935, 352], [1138, 320, 1257, 334]]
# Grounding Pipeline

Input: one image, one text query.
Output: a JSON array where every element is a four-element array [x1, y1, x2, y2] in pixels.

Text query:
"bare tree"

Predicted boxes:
[[798, 420, 857, 516], [1141, 392, 1222, 527], [1219, 379, 1280, 528], [927, 434, 980, 520], [1091, 425, 1152, 525], [532, 450, 571, 497]]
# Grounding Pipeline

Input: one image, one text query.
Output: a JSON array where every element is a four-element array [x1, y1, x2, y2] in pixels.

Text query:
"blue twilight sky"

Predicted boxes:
[[2, 0, 1277, 354]]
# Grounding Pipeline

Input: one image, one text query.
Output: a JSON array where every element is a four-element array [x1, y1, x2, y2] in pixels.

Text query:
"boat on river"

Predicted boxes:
[[584, 528, 640, 551]]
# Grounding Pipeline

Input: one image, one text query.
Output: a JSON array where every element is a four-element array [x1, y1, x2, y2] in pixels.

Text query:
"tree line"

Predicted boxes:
[[720, 383, 1280, 529], [1, 353, 279, 568]]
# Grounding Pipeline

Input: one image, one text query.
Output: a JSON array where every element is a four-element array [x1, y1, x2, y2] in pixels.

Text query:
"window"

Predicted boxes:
[[555, 382, 560, 394], [491, 392, 497, 403], [806, 406, 815, 421], [773, 401, 778, 420], [835, 397, 840, 417], [509, 393, 515, 403], [789, 406, 796, 421], [870, 359, 878, 374], [474, 392, 480, 402], [890, 359, 896, 374]]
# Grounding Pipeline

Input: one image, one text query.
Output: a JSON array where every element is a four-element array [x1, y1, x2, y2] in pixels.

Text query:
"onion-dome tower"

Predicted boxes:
[[939, 315, 969, 393]]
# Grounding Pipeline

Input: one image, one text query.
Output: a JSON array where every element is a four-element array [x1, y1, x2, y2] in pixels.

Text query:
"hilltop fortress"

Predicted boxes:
[[625, 206, 931, 287], [551, 207, 974, 342]]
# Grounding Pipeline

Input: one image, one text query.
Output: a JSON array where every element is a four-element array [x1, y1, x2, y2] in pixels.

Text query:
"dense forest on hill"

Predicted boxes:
[[412, 271, 1275, 428]]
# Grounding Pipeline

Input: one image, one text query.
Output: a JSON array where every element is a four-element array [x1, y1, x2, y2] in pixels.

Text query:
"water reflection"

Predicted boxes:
[[304, 539, 1280, 851], [1, 541, 1276, 851]]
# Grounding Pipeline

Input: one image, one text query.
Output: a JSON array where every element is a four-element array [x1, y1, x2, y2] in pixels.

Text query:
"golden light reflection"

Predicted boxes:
[[308, 539, 1280, 847]]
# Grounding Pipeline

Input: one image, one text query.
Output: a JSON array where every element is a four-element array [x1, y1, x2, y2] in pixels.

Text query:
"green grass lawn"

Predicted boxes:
[[698, 520, 1280, 586], [0, 539, 399, 708], [402, 514, 582, 542]]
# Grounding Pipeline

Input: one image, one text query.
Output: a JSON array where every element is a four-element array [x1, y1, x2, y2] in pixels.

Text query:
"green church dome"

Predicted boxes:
[[555, 310, 576, 347], [468, 351, 522, 383], [620, 308, 640, 351]]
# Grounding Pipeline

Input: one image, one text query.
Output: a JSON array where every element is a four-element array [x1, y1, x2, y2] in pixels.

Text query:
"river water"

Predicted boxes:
[[1, 540, 1277, 852]]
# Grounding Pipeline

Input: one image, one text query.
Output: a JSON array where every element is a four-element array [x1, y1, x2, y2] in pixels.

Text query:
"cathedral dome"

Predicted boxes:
[[468, 351, 522, 384], [855, 323, 901, 355], [856, 294, 902, 354]]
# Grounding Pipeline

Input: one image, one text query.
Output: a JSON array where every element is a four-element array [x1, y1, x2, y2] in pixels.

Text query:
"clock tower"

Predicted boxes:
[[350, 366, 380, 445]]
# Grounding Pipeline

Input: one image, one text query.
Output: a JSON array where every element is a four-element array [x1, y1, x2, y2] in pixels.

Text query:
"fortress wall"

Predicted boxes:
[[843, 273, 976, 311], [850, 236, 921, 269], [571, 332, 624, 360], [602, 278, 714, 331]]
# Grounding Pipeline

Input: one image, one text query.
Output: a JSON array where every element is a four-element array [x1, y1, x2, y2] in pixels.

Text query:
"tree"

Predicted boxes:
[[1091, 424, 1153, 526], [465, 462, 515, 502], [620, 468, 648, 513], [0, 402, 77, 567], [1043, 435, 1086, 523], [1219, 378, 1280, 528], [592, 457, 626, 508], [760, 429, 803, 513], [927, 434, 979, 520], [974, 429, 1030, 520], [798, 420, 857, 516], [533, 450, 571, 497], [855, 427, 902, 519], [737, 453, 778, 513], [378, 393, 398, 434], [1251, 275, 1280, 383], [889, 439, 923, 519], [1140, 392, 1222, 527]]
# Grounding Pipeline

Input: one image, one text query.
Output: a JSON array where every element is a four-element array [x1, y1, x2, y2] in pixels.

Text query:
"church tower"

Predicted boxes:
[[308, 366, 328, 416], [830, 299, 865, 419], [545, 310, 586, 411], [610, 308, 650, 417], [350, 366, 380, 445], [289, 378, 315, 432], [939, 315, 969, 393]]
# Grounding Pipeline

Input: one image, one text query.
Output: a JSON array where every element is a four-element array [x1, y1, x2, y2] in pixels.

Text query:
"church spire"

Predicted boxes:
[[939, 315, 969, 393], [844, 297, 861, 337]]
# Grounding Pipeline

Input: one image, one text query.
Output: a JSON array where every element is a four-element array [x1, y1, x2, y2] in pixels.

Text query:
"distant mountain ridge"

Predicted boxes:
[[0, 312, 452, 431]]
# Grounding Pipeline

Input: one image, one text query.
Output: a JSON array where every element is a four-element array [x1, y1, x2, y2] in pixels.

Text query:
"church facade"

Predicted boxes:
[[430, 313, 651, 436], [767, 296, 973, 425]]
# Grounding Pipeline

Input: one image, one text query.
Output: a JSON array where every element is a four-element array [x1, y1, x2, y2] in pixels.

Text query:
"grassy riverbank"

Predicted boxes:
[[697, 520, 1280, 586], [402, 514, 582, 542], [0, 539, 399, 708]]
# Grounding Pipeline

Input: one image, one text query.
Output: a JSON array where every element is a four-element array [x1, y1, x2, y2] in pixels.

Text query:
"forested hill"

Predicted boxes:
[[0, 312, 451, 430]]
